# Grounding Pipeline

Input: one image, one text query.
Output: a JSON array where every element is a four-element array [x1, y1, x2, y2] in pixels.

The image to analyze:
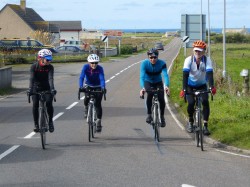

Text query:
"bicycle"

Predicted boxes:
[[185, 89, 213, 151], [141, 88, 164, 142], [78, 88, 106, 142], [28, 91, 56, 149]]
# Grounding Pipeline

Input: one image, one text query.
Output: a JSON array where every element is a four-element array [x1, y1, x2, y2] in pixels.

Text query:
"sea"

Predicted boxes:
[[112, 28, 250, 34]]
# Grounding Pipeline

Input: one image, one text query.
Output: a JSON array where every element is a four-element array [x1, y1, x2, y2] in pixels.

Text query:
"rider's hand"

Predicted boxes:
[[165, 86, 170, 96], [51, 89, 57, 95], [79, 87, 85, 92], [27, 88, 32, 96], [140, 88, 145, 97], [179, 90, 185, 98], [101, 88, 107, 94], [210, 87, 216, 95]]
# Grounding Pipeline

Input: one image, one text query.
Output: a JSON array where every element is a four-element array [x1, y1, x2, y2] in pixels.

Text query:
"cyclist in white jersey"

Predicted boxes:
[[180, 40, 216, 135]]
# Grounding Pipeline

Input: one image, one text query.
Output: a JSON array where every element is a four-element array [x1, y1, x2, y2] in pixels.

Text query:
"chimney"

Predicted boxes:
[[20, 0, 26, 11]]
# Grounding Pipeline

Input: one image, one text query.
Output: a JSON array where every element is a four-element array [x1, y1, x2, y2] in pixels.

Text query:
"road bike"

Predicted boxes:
[[141, 88, 164, 142], [78, 88, 106, 142], [185, 89, 212, 151], [28, 91, 56, 149]]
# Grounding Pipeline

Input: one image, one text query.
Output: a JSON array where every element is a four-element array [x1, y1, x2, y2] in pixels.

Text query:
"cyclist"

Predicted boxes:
[[139, 48, 170, 127], [27, 49, 57, 133], [79, 54, 106, 133], [180, 40, 216, 135]]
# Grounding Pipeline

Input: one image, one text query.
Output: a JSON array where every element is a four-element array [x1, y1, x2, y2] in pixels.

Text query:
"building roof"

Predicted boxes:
[[49, 21, 82, 31], [0, 4, 59, 32]]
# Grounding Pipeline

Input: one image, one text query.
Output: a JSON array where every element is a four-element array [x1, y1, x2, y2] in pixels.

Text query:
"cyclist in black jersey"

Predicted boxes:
[[27, 49, 57, 133]]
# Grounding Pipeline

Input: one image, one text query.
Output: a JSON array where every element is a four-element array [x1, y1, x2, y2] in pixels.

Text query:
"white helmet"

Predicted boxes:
[[87, 54, 100, 63], [38, 49, 53, 61]]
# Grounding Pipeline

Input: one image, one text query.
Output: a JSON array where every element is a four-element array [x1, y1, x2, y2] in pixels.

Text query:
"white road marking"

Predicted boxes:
[[182, 184, 196, 187], [0, 145, 20, 161], [24, 132, 36, 139], [66, 102, 78, 109], [216, 149, 250, 158], [53, 112, 64, 121]]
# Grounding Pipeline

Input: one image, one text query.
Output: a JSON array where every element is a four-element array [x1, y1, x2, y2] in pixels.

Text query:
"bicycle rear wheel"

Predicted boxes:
[[39, 108, 46, 149]]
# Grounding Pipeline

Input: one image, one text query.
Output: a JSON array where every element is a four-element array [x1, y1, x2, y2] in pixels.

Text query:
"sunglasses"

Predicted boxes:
[[90, 62, 98, 65], [149, 56, 157, 59]]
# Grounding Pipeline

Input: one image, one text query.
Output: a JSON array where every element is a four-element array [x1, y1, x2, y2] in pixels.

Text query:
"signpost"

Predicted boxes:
[[101, 30, 123, 56]]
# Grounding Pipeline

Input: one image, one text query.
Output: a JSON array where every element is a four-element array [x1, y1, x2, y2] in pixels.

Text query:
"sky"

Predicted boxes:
[[0, 0, 249, 30]]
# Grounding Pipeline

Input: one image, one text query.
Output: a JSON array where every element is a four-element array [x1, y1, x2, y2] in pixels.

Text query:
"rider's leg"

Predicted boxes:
[[202, 93, 210, 135]]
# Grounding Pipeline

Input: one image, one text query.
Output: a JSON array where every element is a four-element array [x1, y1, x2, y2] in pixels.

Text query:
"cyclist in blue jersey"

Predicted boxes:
[[180, 40, 216, 135], [79, 54, 106, 132], [140, 48, 170, 127]]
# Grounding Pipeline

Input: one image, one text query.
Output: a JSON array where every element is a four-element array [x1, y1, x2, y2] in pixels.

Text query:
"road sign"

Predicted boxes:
[[104, 30, 123, 37], [101, 35, 108, 42], [182, 36, 189, 43]]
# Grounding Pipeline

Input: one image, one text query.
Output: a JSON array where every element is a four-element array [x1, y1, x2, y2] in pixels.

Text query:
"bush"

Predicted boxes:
[[120, 45, 133, 55]]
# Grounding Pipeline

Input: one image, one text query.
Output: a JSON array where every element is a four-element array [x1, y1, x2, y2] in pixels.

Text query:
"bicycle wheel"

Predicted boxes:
[[87, 104, 93, 142], [153, 104, 160, 142], [194, 111, 200, 147], [91, 107, 96, 138], [39, 108, 46, 149], [198, 111, 204, 151]]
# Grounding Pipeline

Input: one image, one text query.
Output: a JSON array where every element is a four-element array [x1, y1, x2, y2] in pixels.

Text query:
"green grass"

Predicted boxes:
[[169, 44, 250, 150]]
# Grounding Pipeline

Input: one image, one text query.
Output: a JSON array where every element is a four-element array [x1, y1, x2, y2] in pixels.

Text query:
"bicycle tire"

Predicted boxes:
[[153, 104, 160, 142], [87, 104, 93, 142], [39, 108, 46, 149], [91, 106, 96, 138], [198, 111, 204, 151], [194, 111, 199, 147]]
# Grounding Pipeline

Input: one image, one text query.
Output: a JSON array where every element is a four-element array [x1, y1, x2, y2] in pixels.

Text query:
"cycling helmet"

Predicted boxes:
[[38, 49, 53, 61], [87, 54, 100, 63], [147, 48, 159, 56], [193, 40, 206, 51]]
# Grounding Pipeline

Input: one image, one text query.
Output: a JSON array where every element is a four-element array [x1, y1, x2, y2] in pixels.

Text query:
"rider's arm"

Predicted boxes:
[[205, 57, 214, 88], [29, 63, 35, 89], [48, 65, 55, 90], [161, 63, 169, 87], [140, 60, 146, 89], [182, 56, 192, 90], [79, 65, 87, 88], [99, 66, 106, 89]]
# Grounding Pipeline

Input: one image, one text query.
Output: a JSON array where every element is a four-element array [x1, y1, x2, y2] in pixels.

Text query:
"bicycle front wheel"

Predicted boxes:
[[198, 111, 204, 151], [87, 104, 93, 142], [153, 104, 160, 142], [39, 108, 46, 149]]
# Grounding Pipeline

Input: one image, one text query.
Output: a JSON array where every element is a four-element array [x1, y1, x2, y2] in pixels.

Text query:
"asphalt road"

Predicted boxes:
[[0, 37, 249, 187]]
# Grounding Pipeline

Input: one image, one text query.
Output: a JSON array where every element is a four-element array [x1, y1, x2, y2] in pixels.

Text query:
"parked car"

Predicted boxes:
[[55, 46, 85, 54], [63, 40, 85, 49], [154, 42, 164, 51], [0, 39, 57, 53]]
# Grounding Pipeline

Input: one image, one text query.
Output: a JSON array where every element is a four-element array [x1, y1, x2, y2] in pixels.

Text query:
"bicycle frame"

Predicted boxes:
[[78, 88, 106, 142], [28, 90, 55, 149], [186, 90, 212, 151]]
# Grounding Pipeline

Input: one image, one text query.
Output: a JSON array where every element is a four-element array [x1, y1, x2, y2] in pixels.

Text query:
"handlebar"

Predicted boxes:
[[78, 89, 106, 101], [184, 89, 213, 103], [140, 88, 167, 100], [27, 91, 56, 103]]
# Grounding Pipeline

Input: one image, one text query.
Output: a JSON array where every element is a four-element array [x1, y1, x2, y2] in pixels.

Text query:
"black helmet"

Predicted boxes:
[[147, 48, 159, 56]]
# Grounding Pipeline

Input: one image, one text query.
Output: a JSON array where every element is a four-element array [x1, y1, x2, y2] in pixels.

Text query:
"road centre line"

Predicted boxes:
[[0, 145, 20, 161], [66, 102, 78, 109]]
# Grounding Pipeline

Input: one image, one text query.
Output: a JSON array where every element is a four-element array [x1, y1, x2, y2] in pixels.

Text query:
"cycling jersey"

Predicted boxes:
[[140, 59, 169, 88], [29, 62, 55, 91], [79, 64, 105, 88], [183, 55, 213, 87]]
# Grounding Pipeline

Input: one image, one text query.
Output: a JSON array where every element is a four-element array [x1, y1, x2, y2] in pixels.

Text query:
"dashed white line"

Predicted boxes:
[[53, 112, 64, 121], [66, 102, 78, 109], [24, 132, 36, 139], [0, 145, 20, 160]]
